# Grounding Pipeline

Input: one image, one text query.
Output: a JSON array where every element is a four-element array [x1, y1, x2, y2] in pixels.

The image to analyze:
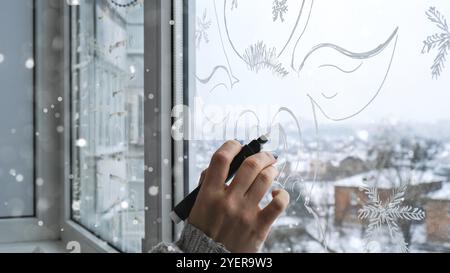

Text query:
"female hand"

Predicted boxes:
[[188, 140, 290, 253]]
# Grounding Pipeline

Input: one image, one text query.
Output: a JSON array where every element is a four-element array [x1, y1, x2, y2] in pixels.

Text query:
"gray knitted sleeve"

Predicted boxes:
[[149, 223, 230, 253]]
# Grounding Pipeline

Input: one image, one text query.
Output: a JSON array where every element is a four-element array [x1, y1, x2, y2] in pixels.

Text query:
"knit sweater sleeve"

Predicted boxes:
[[149, 223, 230, 253]]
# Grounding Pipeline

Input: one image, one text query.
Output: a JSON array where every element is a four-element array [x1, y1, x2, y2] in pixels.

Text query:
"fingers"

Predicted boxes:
[[198, 168, 208, 186], [228, 152, 277, 196], [258, 189, 289, 227], [204, 140, 242, 191], [245, 165, 278, 205]]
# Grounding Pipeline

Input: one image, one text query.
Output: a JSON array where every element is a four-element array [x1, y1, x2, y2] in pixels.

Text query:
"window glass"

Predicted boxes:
[[0, 0, 34, 218], [70, 0, 144, 252], [186, 0, 450, 252]]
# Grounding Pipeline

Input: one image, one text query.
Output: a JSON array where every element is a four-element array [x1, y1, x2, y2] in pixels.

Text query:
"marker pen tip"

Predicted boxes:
[[258, 133, 270, 144]]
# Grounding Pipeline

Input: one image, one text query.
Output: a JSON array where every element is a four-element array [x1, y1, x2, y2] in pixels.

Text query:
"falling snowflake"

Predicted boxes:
[[422, 7, 450, 79], [272, 0, 288, 23], [195, 9, 212, 49], [358, 182, 425, 253]]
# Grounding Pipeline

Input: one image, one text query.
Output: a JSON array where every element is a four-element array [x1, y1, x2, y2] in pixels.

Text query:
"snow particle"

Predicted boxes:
[[129, 65, 136, 75], [25, 58, 35, 69], [149, 186, 159, 196], [36, 177, 44, 186], [75, 138, 87, 148], [72, 201, 81, 211], [120, 201, 129, 209], [16, 174, 24, 182], [66, 0, 80, 5]]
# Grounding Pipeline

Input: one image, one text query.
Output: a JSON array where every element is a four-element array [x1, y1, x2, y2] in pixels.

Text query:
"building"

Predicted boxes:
[[425, 183, 450, 243], [334, 170, 444, 225], [307, 156, 368, 182]]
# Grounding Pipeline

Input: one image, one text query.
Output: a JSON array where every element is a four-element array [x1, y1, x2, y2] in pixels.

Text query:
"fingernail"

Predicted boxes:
[[234, 138, 244, 145], [272, 152, 279, 160]]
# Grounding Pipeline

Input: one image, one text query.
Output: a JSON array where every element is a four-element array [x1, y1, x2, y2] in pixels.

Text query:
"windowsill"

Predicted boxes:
[[0, 240, 66, 253]]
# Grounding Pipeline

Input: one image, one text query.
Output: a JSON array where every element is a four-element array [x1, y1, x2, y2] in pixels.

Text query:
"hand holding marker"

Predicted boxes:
[[170, 134, 273, 224]]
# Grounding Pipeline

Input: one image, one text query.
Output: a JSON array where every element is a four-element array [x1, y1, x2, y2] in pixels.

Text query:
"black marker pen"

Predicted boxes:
[[170, 135, 270, 224]]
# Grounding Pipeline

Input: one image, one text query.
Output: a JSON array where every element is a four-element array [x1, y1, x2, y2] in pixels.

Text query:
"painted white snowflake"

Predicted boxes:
[[358, 182, 425, 253], [422, 7, 450, 79], [196, 9, 212, 49], [273, 0, 288, 22]]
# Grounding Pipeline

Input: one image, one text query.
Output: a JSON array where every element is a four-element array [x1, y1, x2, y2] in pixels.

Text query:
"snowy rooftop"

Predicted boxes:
[[273, 216, 302, 228], [334, 169, 446, 189], [427, 183, 450, 201]]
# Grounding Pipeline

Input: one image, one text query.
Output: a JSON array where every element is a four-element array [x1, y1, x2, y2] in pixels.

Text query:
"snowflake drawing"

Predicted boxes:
[[273, 0, 288, 22], [195, 9, 212, 49], [422, 7, 450, 79], [358, 182, 425, 253], [243, 41, 289, 77]]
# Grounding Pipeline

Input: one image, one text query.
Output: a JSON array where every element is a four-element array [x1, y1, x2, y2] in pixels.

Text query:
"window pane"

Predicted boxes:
[[0, 0, 34, 218], [71, 0, 144, 252], [186, 0, 450, 252]]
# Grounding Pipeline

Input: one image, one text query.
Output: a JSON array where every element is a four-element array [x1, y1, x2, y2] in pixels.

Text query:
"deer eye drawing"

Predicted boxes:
[[299, 27, 398, 121]]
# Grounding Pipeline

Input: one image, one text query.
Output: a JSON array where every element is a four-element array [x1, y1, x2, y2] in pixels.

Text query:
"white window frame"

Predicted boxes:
[[0, 0, 181, 253], [59, 0, 177, 253], [0, 0, 62, 245]]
